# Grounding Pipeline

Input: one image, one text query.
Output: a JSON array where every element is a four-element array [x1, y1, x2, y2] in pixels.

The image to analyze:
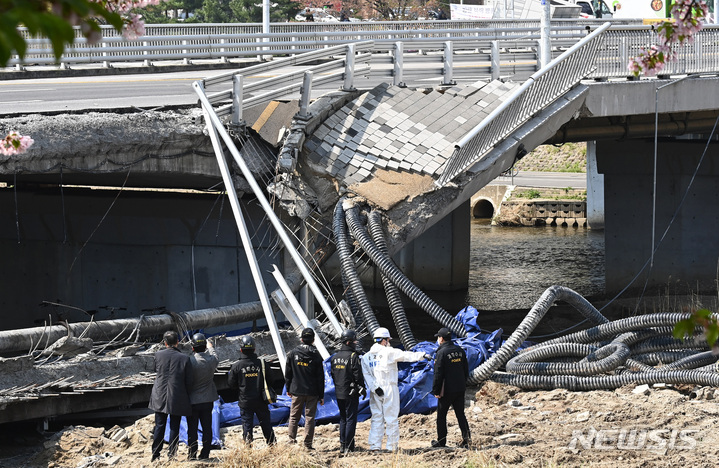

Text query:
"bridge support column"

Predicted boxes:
[[598, 138, 719, 296], [389, 200, 470, 292], [586, 140, 604, 230]]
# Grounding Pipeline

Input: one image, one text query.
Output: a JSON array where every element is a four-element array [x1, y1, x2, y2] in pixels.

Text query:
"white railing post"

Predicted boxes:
[[695, 39, 703, 72], [298, 71, 313, 119], [182, 40, 191, 65], [232, 74, 244, 126], [342, 44, 356, 91], [442, 41, 455, 85], [102, 41, 112, 68], [620, 36, 628, 76], [393, 41, 404, 87], [220, 38, 228, 63], [143, 41, 152, 67], [491, 40, 500, 81]]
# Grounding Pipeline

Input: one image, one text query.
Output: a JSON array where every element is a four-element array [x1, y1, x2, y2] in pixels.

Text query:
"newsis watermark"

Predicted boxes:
[[568, 426, 699, 451]]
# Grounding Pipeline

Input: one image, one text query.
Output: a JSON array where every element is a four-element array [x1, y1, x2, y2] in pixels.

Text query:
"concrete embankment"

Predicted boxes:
[[471, 184, 588, 227]]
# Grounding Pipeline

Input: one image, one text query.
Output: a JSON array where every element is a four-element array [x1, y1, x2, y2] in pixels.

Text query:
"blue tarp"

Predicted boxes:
[[173, 306, 510, 444]]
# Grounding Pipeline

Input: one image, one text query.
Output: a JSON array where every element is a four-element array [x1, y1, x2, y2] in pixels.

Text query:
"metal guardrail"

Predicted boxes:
[[8, 19, 628, 68], [434, 24, 719, 186], [199, 41, 374, 123], [589, 25, 719, 78], [436, 23, 613, 187]]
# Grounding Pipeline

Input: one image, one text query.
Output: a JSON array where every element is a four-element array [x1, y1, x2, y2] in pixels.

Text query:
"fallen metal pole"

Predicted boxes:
[[192, 80, 344, 336], [199, 83, 287, 371], [270, 265, 331, 360]]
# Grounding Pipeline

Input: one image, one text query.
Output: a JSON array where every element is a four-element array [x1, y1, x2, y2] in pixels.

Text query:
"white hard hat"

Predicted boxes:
[[373, 327, 391, 340]]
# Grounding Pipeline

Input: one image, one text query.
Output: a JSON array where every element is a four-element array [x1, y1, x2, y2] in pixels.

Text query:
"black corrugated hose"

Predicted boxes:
[[343, 199, 466, 337], [368, 210, 418, 350], [332, 198, 380, 335]]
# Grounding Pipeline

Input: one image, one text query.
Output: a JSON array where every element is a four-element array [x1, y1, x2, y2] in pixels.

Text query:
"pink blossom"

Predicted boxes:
[[123, 13, 146, 40], [629, 0, 707, 76], [1, 132, 34, 156]]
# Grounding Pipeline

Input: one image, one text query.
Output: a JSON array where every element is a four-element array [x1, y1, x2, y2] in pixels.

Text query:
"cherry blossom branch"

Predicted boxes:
[[1, 132, 34, 156], [628, 0, 709, 76]]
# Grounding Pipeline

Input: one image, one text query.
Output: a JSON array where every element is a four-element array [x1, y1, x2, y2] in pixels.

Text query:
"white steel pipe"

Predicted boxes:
[[192, 81, 344, 336], [270, 265, 331, 360], [197, 82, 287, 372]]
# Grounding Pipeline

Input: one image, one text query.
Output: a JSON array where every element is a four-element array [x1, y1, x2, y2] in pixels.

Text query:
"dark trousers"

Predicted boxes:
[[436, 391, 471, 445], [151, 412, 182, 460], [240, 399, 277, 445], [337, 397, 359, 451], [187, 402, 214, 459]]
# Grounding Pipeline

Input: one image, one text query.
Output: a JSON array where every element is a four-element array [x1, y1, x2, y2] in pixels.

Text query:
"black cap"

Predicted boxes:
[[434, 327, 452, 340], [301, 328, 315, 340]]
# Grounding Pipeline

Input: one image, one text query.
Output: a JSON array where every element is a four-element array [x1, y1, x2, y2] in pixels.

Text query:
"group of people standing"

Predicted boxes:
[[149, 325, 472, 461], [149, 331, 219, 462]]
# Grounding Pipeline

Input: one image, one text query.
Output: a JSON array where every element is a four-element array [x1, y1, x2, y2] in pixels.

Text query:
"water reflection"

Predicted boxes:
[[465, 219, 605, 311]]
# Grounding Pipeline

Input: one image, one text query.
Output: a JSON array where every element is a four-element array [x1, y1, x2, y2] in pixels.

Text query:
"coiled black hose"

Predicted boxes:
[[368, 211, 418, 350], [491, 368, 719, 391], [468, 285, 611, 385], [343, 200, 466, 337], [332, 199, 380, 335], [629, 335, 709, 355], [632, 350, 710, 367], [472, 284, 719, 390], [506, 342, 630, 376]]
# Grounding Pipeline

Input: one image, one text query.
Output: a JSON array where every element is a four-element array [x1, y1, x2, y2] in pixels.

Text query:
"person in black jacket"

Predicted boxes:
[[227, 335, 276, 446], [149, 330, 193, 462], [330, 329, 365, 454], [285, 327, 325, 450], [431, 327, 471, 449], [187, 333, 219, 460]]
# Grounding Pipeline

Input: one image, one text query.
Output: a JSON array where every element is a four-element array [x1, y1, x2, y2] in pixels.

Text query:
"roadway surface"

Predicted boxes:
[[0, 54, 527, 115], [493, 171, 586, 189]]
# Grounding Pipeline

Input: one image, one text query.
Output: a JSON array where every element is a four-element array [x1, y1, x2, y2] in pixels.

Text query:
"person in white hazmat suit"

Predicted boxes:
[[361, 327, 431, 451]]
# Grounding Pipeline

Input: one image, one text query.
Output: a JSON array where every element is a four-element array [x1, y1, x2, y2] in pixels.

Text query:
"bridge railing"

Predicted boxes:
[[588, 25, 719, 78], [436, 23, 613, 187], [198, 41, 374, 125], [7, 19, 611, 69]]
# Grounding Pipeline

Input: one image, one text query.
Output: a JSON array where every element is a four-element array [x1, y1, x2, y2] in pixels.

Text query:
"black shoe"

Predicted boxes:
[[458, 439, 471, 449], [431, 440, 446, 448], [305, 445, 314, 451]]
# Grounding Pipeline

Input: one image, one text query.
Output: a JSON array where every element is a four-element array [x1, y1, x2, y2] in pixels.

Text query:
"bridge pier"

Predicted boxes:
[[586, 141, 605, 230], [598, 138, 719, 296]]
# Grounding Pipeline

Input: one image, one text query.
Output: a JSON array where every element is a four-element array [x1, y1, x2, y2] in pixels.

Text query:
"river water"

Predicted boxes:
[[374, 219, 606, 341], [464, 219, 606, 311]]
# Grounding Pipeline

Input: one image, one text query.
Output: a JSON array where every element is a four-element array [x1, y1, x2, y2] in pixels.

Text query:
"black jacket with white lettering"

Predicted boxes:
[[432, 341, 468, 396], [330, 344, 364, 400], [227, 351, 266, 406], [285, 344, 324, 398]]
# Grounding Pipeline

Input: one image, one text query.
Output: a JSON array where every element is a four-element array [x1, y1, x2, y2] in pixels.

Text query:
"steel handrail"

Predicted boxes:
[[436, 22, 613, 187]]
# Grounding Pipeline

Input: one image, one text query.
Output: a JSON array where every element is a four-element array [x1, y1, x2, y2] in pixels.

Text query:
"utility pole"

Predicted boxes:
[[540, 0, 551, 67]]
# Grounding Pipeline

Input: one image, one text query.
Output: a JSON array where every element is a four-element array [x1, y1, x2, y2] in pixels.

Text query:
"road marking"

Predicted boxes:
[[1, 100, 43, 103], [0, 88, 55, 92]]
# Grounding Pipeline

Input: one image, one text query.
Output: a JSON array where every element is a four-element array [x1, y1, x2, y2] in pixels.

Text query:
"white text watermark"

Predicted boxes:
[[568, 427, 699, 451]]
